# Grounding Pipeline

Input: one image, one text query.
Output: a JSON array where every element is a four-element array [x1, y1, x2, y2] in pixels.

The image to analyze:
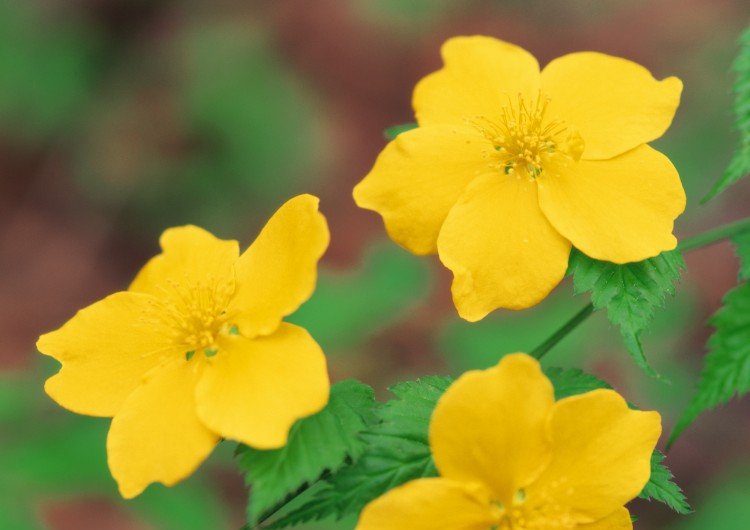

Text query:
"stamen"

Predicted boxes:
[[468, 92, 584, 180], [490, 487, 576, 530], [155, 274, 237, 359]]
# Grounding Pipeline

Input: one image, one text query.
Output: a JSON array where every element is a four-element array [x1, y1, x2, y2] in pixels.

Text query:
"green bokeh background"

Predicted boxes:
[[1, 1, 749, 529]]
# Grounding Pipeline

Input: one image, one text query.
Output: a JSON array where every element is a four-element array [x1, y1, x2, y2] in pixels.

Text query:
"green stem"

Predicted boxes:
[[252, 469, 331, 529], [531, 303, 594, 360], [529, 216, 750, 359], [676, 217, 750, 252]]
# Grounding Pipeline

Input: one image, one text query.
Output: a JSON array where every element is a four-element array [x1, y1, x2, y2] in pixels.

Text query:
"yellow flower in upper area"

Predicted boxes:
[[354, 36, 686, 321], [37, 194, 330, 498], [357, 353, 660, 530]]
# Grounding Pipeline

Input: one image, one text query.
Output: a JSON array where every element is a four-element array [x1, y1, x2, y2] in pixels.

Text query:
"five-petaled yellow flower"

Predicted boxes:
[[357, 353, 660, 530], [354, 36, 686, 321], [37, 194, 331, 498]]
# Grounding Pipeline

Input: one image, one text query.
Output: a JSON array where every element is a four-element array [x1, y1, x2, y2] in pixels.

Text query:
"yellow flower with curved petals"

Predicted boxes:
[[356, 353, 660, 530], [354, 36, 686, 321], [37, 194, 330, 498]]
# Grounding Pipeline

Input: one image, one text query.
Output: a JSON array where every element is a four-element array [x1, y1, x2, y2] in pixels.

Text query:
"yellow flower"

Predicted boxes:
[[37, 194, 330, 498], [354, 36, 686, 321], [357, 354, 660, 530]]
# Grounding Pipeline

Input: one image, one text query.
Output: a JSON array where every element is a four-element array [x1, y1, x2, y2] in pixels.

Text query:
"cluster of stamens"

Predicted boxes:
[[488, 488, 576, 530], [469, 92, 584, 180], [149, 276, 236, 359]]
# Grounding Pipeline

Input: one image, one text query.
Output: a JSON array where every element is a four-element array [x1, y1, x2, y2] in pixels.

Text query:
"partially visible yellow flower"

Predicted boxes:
[[37, 194, 330, 498], [357, 353, 660, 530], [354, 36, 686, 321]]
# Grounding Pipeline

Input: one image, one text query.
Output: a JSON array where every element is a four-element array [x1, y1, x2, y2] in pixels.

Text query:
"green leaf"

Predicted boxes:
[[639, 451, 691, 514], [703, 26, 750, 202], [668, 222, 750, 445], [237, 380, 377, 526], [383, 122, 417, 140], [669, 282, 750, 445], [544, 366, 611, 399], [568, 249, 685, 377], [267, 377, 451, 529]]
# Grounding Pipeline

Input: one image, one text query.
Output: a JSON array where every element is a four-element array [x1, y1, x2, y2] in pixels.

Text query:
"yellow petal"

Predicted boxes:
[[429, 354, 554, 505], [129, 225, 239, 299], [354, 126, 493, 255], [578, 508, 633, 530], [228, 195, 329, 338], [537, 145, 685, 264], [414, 36, 540, 127], [107, 359, 219, 498], [37, 292, 178, 417], [195, 322, 329, 449], [527, 389, 660, 523], [356, 478, 497, 530], [437, 173, 571, 320], [541, 51, 682, 160]]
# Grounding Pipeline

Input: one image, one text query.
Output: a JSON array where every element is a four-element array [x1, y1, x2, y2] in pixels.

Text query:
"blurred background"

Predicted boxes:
[[1, 0, 750, 529]]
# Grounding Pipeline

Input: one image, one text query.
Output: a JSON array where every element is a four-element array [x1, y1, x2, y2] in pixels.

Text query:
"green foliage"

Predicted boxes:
[[670, 282, 750, 445], [704, 26, 750, 202], [265, 370, 686, 528], [544, 366, 611, 399], [290, 243, 432, 353], [641, 451, 691, 514], [267, 377, 451, 529], [668, 225, 750, 446], [0, 1, 98, 140], [568, 249, 685, 377], [383, 122, 418, 140], [237, 381, 377, 526]]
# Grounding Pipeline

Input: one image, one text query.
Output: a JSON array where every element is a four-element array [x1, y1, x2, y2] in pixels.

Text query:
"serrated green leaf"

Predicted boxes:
[[383, 122, 417, 140], [267, 377, 451, 529], [670, 282, 750, 445], [568, 249, 685, 377], [703, 26, 750, 202], [237, 380, 377, 526], [639, 451, 691, 514]]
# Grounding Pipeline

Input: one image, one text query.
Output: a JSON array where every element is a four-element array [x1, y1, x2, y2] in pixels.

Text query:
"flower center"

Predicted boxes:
[[489, 489, 576, 530], [471, 93, 584, 180], [157, 276, 237, 359]]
